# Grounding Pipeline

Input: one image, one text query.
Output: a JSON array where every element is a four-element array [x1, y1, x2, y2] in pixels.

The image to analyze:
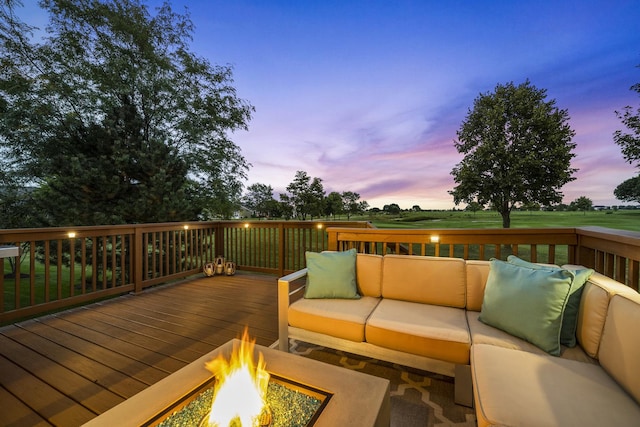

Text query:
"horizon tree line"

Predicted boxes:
[[242, 170, 369, 220]]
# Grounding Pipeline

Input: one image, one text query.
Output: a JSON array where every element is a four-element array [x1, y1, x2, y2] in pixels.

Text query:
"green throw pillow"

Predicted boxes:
[[507, 255, 594, 347], [304, 249, 360, 299], [479, 259, 574, 355]]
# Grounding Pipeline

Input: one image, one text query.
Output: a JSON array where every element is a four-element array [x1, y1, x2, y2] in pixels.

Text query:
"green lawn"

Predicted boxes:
[[363, 209, 640, 232]]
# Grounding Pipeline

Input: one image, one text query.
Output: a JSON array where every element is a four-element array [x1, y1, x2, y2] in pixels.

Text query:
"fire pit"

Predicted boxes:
[[83, 336, 390, 427], [145, 373, 330, 427]]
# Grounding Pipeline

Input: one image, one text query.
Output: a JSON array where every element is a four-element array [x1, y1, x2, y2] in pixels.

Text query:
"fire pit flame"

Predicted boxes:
[[204, 329, 270, 427]]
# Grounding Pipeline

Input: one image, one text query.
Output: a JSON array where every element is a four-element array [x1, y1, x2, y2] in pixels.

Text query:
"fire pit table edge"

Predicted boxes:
[[82, 339, 391, 427]]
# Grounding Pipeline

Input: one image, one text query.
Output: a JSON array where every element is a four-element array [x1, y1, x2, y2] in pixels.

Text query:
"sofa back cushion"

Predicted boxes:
[[598, 293, 640, 405], [466, 260, 490, 311], [574, 271, 638, 358], [381, 255, 466, 307], [356, 253, 383, 297]]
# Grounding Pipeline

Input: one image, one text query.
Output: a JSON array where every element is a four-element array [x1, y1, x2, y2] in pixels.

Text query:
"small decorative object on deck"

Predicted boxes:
[[203, 262, 215, 277], [215, 255, 225, 275], [225, 261, 237, 276]]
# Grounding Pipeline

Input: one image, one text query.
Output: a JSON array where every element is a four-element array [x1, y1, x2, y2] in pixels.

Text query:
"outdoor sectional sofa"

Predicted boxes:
[[277, 250, 640, 426]]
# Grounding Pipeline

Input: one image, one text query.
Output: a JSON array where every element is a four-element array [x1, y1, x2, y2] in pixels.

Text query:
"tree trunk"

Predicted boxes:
[[500, 211, 511, 228]]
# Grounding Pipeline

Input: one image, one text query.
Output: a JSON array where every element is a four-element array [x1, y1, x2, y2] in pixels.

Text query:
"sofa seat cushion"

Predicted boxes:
[[466, 311, 596, 364], [365, 299, 470, 364], [472, 344, 640, 427], [288, 296, 380, 342]]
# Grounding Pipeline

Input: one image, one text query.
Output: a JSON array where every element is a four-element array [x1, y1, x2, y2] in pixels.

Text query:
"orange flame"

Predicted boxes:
[[204, 329, 270, 426]]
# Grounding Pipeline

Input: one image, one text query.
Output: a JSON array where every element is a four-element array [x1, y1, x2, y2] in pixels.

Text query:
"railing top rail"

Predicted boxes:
[[0, 227, 137, 242], [326, 227, 582, 246], [216, 220, 373, 227], [326, 227, 578, 235], [576, 226, 640, 243]]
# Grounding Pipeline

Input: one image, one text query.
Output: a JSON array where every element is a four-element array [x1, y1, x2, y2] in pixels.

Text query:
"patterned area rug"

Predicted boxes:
[[289, 340, 477, 427]]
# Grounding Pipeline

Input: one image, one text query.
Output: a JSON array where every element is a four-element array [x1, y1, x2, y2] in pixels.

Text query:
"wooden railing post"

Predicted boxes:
[[327, 228, 338, 251], [278, 223, 285, 277], [133, 226, 143, 294]]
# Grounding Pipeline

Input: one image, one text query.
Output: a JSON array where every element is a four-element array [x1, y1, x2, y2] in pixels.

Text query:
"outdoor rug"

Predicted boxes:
[[289, 340, 477, 427]]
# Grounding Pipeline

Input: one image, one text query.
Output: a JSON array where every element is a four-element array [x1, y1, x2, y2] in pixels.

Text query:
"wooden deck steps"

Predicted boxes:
[[0, 272, 280, 426]]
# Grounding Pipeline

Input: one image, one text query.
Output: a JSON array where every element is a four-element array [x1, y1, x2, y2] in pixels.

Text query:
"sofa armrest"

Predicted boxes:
[[278, 268, 308, 352]]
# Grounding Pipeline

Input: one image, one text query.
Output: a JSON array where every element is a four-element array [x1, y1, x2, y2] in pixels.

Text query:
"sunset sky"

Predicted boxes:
[[20, 0, 640, 209]]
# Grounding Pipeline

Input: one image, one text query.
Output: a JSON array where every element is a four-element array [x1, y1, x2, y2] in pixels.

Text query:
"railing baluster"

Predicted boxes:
[[30, 242, 36, 305], [57, 239, 63, 299], [605, 253, 615, 278], [44, 240, 51, 300], [81, 238, 87, 294], [630, 260, 639, 291], [615, 256, 626, 284]]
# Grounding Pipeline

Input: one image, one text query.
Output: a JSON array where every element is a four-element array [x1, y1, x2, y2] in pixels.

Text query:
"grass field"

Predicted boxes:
[[362, 209, 640, 231]]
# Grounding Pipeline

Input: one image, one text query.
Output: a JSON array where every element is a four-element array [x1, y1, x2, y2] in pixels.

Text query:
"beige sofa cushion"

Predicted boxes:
[[365, 299, 470, 364], [356, 253, 383, 297], [466, 311, 596, 364], [471, 344, 640, 427], [599, 293, 640, 405], [466, 260, 490, 311], [381, 255, 466, 308], [288, 296, 380, 342], [575, 272, 639, 358]]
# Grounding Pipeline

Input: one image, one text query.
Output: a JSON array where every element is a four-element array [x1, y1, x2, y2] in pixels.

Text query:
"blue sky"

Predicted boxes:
[[19, 0, 640, 209]]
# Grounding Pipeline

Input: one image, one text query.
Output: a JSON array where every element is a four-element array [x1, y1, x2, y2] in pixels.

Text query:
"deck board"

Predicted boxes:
[[0, 272, 280, 426]]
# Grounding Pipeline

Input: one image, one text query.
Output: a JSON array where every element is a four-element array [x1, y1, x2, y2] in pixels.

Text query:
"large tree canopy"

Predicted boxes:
[[614, 176, 640, 203], [0, 0, 253, 226], [613, 64, 640, 204], [614, 76, 640, 167], [450, 80, 576, 228]]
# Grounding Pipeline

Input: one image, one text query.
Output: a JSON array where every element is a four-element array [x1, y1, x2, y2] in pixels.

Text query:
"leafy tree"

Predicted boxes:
[[342, 191, 364, 219], [614, 176, 640, 203], [614, 67, 640, 167], [521, 202, 541, 212], [613, 65, 640, 204], [243, 183, 276, 218], [358, 200, 370, 215], [306, 178, 326, 219], [263, 198, 284, 218], [383, 203, 401, 215], [277, 194, 294, 220], [412, 205, 422, 212], [569, 196, 593, 214], [324, 191, 344, 219], [450, 80, 576, 228], [0, 0, 253, 226], [282, 170, 325, 220], [465, 201, 484, 215]]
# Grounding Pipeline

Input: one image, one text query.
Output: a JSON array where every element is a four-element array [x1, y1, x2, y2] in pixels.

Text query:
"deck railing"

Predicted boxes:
[[1, 222, 638, 323], [326, 226, 640, 291], [0, 220, 370, 323]]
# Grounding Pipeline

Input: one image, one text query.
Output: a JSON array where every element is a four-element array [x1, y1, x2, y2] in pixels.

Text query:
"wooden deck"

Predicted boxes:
[[0, 272, 281, 426]]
